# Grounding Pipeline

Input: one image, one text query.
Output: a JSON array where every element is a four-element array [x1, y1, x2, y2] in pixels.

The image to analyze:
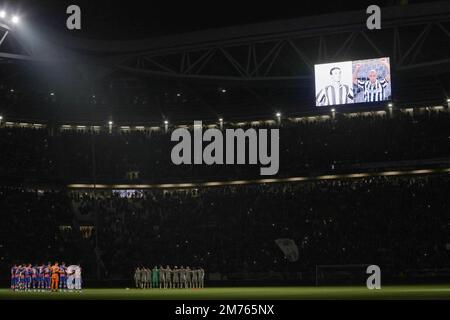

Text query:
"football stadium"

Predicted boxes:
[[1, 0, 450, 306]]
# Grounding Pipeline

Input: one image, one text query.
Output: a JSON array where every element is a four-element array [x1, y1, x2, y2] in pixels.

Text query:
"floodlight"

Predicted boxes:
[[11, 15, 19, 24], [0, 11, 6, 18]]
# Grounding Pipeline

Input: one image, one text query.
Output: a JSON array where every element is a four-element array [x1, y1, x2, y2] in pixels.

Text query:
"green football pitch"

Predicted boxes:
[[1, 285, 450, 300]]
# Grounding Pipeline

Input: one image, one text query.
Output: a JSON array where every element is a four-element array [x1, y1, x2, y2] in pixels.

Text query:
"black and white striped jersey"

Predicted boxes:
[[316, 84, 354, 106], [357, 78, 389, 102]]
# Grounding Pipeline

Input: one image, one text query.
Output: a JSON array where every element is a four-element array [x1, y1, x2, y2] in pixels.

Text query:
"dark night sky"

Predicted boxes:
[[3, 0, 434, 40]]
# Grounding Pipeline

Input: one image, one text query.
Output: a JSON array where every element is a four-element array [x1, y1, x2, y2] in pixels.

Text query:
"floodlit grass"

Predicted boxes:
[[1, 285, 450, 300]]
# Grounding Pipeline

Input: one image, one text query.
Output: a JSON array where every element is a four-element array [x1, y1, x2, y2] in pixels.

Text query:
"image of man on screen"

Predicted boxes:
[[315, 67, 354, 106], [353, 58, 391, 103]]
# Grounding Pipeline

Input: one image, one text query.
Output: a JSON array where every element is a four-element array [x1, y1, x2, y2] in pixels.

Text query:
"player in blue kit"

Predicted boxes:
[[24, 264, 33, 291], [11, 264, 17, 290], [18, 265, 25, 291], [37, 263, 45, 291], [59, 262, 67, 292], [16, 264, 23, 291], [31, 264, 39, 291], [44, 263, 52, 291]]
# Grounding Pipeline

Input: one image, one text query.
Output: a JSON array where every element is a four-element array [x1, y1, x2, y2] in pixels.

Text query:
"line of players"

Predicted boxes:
[[134, 266, 205, 289], [10, 262, 82, 292]]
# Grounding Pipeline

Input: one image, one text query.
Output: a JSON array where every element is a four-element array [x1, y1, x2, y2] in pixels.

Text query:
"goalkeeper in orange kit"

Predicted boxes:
[[50, 262, 60, 292]]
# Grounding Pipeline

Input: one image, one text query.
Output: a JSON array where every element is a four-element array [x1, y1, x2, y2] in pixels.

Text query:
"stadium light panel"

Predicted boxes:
[[0, 11, 6, 18], [11, 15, 19, 24]]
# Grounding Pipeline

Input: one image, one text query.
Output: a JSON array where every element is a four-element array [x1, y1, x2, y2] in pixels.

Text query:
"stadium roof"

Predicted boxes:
[[12, 0, 433, 40], [0, 0, 449, 122]]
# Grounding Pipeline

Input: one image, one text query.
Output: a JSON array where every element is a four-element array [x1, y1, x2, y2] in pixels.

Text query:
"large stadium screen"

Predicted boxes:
[[314, 57, 392, 107]]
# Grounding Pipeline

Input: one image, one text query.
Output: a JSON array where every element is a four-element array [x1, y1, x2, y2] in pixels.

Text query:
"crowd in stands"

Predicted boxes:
[[0, 110, 449, 183], [2, 174, 449, 282], [0, 109, 449, 283]]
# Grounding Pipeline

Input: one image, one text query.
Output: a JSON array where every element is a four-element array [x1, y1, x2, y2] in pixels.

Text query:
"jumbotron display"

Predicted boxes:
[[315, 57, 392, 107]]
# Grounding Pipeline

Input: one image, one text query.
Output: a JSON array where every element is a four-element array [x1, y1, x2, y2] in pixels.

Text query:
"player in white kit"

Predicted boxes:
[[74, 265, 82, 291]]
